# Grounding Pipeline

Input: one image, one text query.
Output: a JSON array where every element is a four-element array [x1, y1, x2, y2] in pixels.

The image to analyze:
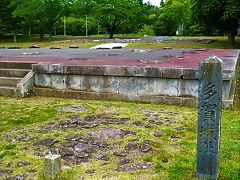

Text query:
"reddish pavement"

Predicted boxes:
[[0, 49, 239, 70]]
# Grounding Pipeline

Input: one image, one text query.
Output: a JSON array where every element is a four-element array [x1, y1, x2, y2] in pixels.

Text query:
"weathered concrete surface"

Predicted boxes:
[[0, 61, 32, 97], [0, 68, 30, 78], [0, 77, 21, 86], [35, 74, 198, 97], [33, 87, 198, 106], [0, 86, 16, 96], [0, 61, 33, 69], [0, 49, 238, 70], [16, 71, 35, 97], [0, 49, 239, 107], [33, 73, 233, 105]]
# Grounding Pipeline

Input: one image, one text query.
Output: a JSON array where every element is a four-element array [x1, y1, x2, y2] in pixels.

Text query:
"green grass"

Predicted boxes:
[[0, 34, 239, 179], [0, 35, 239, 49], [128, 36, 240, 49], [0, 97, 239, 179]]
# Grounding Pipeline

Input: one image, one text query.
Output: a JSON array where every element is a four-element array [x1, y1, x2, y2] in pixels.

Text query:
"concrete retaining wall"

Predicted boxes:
[[32, 63, 237, 108]]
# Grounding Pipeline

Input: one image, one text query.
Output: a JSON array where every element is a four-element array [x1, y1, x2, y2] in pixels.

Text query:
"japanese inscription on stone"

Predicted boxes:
[[197, 56, 223, 180]]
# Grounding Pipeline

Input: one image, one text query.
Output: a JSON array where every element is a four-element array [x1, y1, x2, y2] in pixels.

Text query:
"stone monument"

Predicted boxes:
[[197, 56, 223, 180], [44, 154, 61, 179]]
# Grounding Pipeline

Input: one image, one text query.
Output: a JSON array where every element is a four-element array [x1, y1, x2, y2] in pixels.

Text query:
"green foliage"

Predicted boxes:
[[184, 24, 204, 36], [191, 0, 240, 47], [11, 0, 72, 40], [153, 0, 190, 36], [0, 0, 239, 43], [58, 17, 99, 36], [154, 13, 177, 36], [155, 161, 164, 172], [143, 154, 153, 162], [0, 0, 23, 38], [0, 144, 17, 158], [92, 0, 141, 39], [4, 144, 17, 150], [138, 25, 155, 36]]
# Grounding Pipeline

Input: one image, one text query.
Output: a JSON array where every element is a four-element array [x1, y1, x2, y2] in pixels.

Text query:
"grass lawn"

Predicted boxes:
[[0, 35, 239, 179], [0, 35, 239, 49], [0, 97, 239, 180]]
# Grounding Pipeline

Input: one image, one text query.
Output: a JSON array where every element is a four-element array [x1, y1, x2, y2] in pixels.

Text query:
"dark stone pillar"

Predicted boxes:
[[197, 56, 223, 180]]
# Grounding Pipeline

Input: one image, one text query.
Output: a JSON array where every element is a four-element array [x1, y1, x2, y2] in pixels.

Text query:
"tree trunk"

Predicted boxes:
[[40, 32, 44, 41], [13, 33, 17, 43], [109, 32, 114, 39], [48, 29, 53, 41], [28, 25, 31, 35], [227, 20, 238, 48], [228, 31, 235, 48]]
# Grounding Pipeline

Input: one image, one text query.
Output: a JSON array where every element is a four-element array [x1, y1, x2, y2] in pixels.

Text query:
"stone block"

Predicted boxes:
[[165, 96, 182, 105], [137, 77, 156, 95], [223, 70, 235, 80], [97, 76, 120, 94], [48, 64, 66, 74], [16, 71, 35, 97], [44, 154, 61, 180], [126, 66, 147, 77], [179, 79, 198, 97], [68, 75, 81, 90], [118, 77, 139, 95], [104, 66, 128, 76], [83, 65, 105, 76], [51, 75, 67, 90], [222, 80, 232, 99], [157, 79, 179, 96], [77, 75, 92, 91], [66, 66, 85, 75], [183, 69, 198, 79], [162, 68, 183, 78], [32, 63, 51, 74], [145, 67, 163, 78], [35, 74, 51, 87], [182, 97, 198, 106]]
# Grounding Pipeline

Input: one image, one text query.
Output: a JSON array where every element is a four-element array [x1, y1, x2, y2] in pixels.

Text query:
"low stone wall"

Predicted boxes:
[[16, 71, 35, 97], [32, 63, 237, 108]]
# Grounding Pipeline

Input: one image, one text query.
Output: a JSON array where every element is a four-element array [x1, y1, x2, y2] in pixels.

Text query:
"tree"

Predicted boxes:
[[191, 0, 240, 47], [0, 0, 23, 42], [154, 0, 190, 36], [0, 0, 11, 35], [92, 0, 141, 39], [12, 0, 72, 41]]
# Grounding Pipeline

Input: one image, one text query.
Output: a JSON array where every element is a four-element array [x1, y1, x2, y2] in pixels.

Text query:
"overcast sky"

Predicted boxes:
[[143, 0, 160, 6]]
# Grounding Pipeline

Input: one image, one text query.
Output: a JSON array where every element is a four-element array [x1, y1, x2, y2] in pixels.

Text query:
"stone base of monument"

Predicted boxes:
[[0, 48, 239, 108]]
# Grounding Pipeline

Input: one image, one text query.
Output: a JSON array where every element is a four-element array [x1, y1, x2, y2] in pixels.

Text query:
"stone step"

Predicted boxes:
[[33, 87, 123, 101], [0, 69, 30, 78], [33, 87, 198, 107], [0, 77, 22, 86], [0, 62, 33, 69], [0, 86, 16, 96]]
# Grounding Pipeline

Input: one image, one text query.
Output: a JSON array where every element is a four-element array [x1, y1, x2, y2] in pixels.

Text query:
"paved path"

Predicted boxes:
[[0, 48, 239, 70]]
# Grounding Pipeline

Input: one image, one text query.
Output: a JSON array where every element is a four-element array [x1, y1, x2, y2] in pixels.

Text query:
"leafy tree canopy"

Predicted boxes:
[[92, 0, 141, 39], [191, 0, 240, 47], [11, 0, 72, 40]]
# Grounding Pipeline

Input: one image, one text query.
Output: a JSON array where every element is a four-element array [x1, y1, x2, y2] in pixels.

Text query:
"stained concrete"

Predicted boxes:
[[0, 48, 239, 107], [16, 71, 35, 97]]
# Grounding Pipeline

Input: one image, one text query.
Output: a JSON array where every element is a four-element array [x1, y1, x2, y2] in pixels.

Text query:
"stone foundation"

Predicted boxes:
[[32, 62, 237, 108]]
